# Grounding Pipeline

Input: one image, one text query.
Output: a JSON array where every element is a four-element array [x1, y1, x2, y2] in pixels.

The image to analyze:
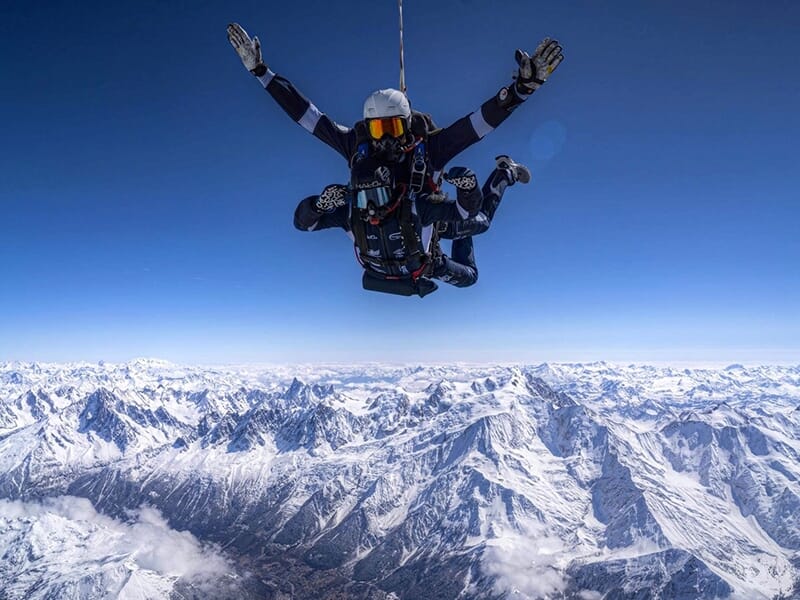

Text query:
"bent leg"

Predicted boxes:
[[438, 168, 512, 240], [432, 237, 478, 288], [480, 167, 512, 222], [438, 212, 490, 240]]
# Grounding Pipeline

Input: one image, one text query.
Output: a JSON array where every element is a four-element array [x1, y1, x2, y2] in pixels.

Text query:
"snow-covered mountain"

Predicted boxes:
[[1, 360, 799, 599]]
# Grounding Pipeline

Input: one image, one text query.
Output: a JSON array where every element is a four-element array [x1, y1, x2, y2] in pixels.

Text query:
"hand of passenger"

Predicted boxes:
[[315, 184, 349, 213], [443, 167, 478, 191]]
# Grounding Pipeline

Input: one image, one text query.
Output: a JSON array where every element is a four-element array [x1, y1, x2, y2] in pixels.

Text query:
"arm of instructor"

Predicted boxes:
[[227, 23, 357, 161], [427, 38, 564, 171]]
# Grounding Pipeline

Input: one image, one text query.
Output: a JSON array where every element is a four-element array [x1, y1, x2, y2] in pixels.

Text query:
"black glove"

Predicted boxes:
[[514, 38, 564, 95], [227, 23, 267, 77], [443, 167, 478, 191], [314, 184, 349, 213]]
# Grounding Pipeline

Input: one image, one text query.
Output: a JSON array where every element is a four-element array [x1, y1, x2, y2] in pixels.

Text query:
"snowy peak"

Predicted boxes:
[[1, 361, 799, 599], [78, 388, 132, 451]]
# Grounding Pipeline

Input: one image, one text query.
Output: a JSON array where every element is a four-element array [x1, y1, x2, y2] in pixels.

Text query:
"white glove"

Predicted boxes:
[[227, 23, 267, 76], [514, 38, 564, 95]]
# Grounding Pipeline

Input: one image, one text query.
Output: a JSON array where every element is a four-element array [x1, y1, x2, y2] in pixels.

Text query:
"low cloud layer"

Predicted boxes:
[[483, 531, 568, 599], [0, 496, 230, 585]]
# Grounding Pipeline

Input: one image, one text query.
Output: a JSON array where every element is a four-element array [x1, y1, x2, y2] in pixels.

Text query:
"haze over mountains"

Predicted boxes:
[[1, 360, 798, 599]]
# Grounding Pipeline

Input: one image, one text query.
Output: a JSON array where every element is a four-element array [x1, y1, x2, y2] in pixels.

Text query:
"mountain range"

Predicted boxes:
[[1, 360, 798, 599]]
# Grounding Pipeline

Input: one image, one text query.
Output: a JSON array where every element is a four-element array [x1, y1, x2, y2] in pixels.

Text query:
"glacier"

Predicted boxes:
[[0, 360, 798, 599]]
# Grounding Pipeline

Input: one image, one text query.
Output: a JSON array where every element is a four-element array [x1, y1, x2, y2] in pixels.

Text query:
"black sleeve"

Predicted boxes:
[[294, 196, 350, 232], [260, 70, 357, 161], [427, 85, 528, 171]]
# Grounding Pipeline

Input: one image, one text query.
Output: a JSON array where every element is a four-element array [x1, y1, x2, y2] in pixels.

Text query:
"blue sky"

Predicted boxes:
[[1, 0, 798, 364]]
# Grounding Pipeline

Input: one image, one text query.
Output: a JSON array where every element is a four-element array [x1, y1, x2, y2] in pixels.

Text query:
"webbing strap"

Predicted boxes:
[[350, 199, 426, 278], [399, 198, 424, 276], [351, 141, 370, 168], [350, 214, 370, 268], [408, 143, 427, 199], [398, 0, 406, 94]]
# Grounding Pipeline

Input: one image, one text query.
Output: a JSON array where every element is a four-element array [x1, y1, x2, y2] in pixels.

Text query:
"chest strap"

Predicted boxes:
[[350, 197, 429, 279]]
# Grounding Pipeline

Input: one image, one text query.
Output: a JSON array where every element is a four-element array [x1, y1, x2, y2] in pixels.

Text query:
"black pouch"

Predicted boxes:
[[362, 272, 438, 298]]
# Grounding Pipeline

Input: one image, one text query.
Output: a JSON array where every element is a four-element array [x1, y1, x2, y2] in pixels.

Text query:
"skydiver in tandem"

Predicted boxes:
[[227, 22, 563, 297]]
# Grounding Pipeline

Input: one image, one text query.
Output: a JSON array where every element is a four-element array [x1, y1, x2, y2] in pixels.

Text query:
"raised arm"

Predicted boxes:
[[427, 38, 564, 171], [227, 23, 357, 161]]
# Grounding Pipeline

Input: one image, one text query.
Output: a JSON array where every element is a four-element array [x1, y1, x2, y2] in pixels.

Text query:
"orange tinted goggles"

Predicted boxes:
[[367, 117, 406, 140]]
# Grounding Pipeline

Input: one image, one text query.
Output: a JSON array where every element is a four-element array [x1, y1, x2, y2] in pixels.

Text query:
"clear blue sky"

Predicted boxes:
[[1, 0, 798, 364]]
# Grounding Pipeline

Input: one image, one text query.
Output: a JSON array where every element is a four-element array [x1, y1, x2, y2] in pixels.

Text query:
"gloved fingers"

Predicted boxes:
[[444, 167, 478, 190], [543, 41, 562, 64], [549, 52, 564, 74], [253, 36, 261, 55], [532, 37, 552, 58], [226, 23, 237, 40], [312, 195, 326, 212], [231, 23, 251, 44], [228, 31, 252, 60], [446, 166, 474, 178], [529, 39, 563, 80], [534, 41, 556, 66], [227, 30, 241, 50], [514, 49, 530, 67], [316, 184, 349, 211], [227, 23, 250, 48]]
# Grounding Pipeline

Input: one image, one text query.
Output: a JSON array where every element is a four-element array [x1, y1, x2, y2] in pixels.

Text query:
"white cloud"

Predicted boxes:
[[478, 492, 571, 600], [482, 530, 568, 599], [125, 505, 230, 577], [0, 496, 230, 582]]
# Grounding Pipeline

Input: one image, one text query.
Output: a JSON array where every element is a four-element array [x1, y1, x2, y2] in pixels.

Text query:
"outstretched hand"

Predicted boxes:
[[227, 23, 267, 77], [514, 38, 564, 95]]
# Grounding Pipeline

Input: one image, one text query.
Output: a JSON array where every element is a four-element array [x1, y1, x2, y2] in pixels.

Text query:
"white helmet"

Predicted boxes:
[[362, 88, 411, 120]]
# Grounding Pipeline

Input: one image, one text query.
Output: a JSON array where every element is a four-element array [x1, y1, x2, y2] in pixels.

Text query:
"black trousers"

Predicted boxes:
[[433, 169, 511, 288]]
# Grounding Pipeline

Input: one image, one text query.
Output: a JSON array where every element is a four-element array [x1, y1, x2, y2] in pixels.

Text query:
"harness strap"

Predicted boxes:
[[350, 211, 370, 269], [348, 136, 434, 281], [408, 142, 427, 199], [350, 141, 370, 168], [398, 196, 428, 280], [350, 197, 429, 279]]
